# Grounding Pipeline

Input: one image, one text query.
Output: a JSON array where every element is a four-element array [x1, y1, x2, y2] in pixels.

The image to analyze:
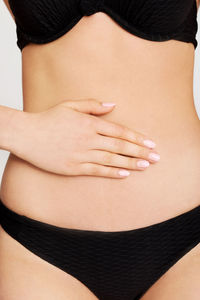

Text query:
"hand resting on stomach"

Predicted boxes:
[[1, 12, 200, 230]]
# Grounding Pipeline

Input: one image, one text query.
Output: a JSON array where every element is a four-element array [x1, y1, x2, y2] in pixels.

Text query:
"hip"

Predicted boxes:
[[1, 110, 200, 231]]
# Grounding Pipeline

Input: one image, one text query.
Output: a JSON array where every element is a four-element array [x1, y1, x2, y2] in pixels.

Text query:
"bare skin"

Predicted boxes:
[[0, 1, 200, 299]]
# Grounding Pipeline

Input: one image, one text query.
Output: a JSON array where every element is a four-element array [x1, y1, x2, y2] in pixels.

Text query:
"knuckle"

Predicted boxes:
[[64, 158, 76, 168], [137, 146, 148, 158], [134, 133, 144, 144], [126, 156, 135, 169], [132, 130, 146, 144], [113, 138, 125, 152], [89, 164, 99, 175], [105, 166, 115, 177], [114, 124, 125, 138], [63, 158, 80, 174], [80, 163, 90, 175], [102, 152, 113, 165], [88, 98, 100, 105], [63, 164, 74, 175], [87, 98, 96, 103]]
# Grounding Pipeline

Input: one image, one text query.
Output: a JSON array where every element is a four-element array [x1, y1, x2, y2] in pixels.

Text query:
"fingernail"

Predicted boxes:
[[137, 160, 150, 168], [149, 153, 160, 161], [102, 102, 116, 107], [118, 170, 130, 177], [143, 140, 156, 148]]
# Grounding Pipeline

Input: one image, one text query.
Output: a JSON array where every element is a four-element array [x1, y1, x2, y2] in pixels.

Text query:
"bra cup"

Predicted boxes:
[[8, 0, 80, 35], [7, 0, 198, 50], [105, 0, 195, 34]]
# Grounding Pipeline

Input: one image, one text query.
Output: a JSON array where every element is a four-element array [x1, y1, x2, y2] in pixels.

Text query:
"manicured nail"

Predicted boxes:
[[102, 102, 116, 107], [149, 153, 160, 161], [137, 160, 150, 168], [143, 139, 156, 148], [118, 170, 130, 177]]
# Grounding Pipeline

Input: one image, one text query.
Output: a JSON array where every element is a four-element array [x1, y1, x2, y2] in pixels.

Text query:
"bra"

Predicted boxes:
[[8, 0, 198, 51]]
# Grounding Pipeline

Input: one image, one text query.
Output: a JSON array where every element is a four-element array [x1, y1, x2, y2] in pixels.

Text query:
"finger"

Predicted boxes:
[[79, 163, 131, 179], [95, 119, 156, 149], [60, 98, 116, 115], [84, 149, 150, 170], [92, 135, 160, 163]]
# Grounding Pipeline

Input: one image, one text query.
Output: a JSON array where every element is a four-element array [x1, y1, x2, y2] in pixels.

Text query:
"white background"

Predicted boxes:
[[0, 2, 200, 182]]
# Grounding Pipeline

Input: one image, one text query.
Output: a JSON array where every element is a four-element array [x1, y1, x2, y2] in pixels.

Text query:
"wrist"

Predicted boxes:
[[1, 108, 31, 154]]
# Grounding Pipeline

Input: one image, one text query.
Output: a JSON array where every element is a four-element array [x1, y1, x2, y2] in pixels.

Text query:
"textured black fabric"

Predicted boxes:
[[8, 0, 198, 50], [0, 199, 200, 300]]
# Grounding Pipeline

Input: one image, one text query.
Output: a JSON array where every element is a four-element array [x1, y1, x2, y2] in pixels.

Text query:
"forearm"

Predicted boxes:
[[0, 105, 27, 152]]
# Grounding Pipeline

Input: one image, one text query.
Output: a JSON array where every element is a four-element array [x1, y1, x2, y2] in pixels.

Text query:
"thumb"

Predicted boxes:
[[60, 98, 116, 115]]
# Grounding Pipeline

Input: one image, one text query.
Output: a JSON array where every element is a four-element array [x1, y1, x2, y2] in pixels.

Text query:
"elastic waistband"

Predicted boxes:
[[0, 199, 200, 237]]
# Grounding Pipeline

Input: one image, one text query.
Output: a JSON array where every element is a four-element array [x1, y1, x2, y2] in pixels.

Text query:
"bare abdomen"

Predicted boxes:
[[1, 13, 200, 231]]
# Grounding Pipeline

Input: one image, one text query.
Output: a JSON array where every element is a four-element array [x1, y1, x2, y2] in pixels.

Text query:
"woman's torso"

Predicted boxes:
[[0, 11, 200, 231]]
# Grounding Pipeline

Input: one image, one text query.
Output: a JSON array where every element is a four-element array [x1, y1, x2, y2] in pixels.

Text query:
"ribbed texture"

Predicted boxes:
[[0, 200, 200, 300], [8, 0, 198, 50]]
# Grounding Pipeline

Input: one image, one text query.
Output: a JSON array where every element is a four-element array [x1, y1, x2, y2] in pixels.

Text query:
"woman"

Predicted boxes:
[[0, 0, 200, 299]]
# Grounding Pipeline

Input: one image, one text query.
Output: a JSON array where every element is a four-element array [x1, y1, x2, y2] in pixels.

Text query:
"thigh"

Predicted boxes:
[[140, 243, 200, 300], [0, 226, 99, 300]]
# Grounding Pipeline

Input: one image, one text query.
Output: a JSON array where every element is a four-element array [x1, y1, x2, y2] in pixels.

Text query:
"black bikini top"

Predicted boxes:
[[8, 0, 198, 51]]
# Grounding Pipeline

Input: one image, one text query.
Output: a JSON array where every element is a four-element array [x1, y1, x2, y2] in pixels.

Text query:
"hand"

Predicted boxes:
[[12, 99, 160, 179]]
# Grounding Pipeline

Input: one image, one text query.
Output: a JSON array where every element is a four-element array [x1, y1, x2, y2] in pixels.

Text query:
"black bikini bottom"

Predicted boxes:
[[0, 199, 199, 300]]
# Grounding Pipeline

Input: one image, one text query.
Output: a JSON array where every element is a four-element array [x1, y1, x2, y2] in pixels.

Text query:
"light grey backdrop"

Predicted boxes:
[[0, 2, 200, 183]]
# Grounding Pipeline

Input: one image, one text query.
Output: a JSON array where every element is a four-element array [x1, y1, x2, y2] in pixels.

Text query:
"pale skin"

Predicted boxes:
[[0, 0, 200, 299]]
